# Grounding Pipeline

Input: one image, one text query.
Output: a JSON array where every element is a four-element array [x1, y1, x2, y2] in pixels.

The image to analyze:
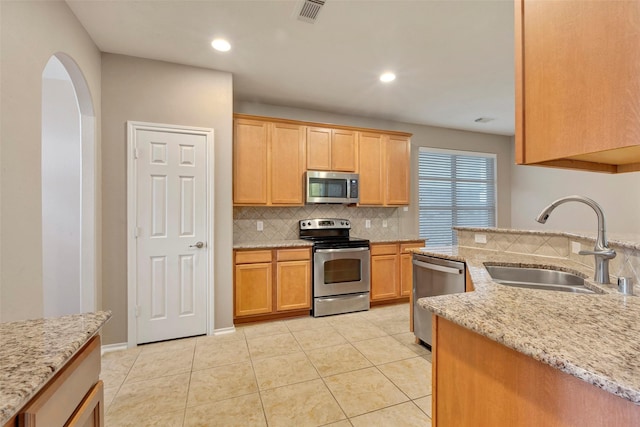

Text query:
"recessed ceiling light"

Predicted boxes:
[[379, 72, 396, 83], [211, 38, 231, 52]]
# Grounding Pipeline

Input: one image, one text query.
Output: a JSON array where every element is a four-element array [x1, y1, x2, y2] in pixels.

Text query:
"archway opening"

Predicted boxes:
[[42, 54, 96, 317]]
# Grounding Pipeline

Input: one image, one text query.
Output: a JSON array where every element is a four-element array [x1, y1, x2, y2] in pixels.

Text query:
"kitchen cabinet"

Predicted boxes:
[[8, 336, 104, 427], [515, 0, 640, 173], [306, 127, 357, 172], [370, 241, 424, 304], [431, 315, 640, 426], [358, 133, 410, 206], [234, 247, 311, 322], [233, 117, 305, 205], [234, 250, 273, 317]]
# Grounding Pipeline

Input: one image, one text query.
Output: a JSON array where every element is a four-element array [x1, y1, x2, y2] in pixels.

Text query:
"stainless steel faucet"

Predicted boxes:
[[535, 195, 616, 284]]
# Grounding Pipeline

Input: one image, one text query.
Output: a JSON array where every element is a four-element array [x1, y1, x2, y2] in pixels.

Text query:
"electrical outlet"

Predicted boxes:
[[403, 207, 409, 212], [365, 219, 371, 228], [382, 219, 388, 228], [475, 234, 487, 244], [257, 221, 263, 231], [572, 241, 581, 254]]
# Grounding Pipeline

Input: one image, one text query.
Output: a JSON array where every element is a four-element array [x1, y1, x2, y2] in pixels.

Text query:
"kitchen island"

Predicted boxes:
[[414, 238, 640, 426], [0, 311, 111, 426]]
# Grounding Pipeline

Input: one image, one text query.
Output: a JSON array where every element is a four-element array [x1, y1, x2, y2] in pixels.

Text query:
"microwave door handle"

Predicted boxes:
[[315, 247, 370, 253]]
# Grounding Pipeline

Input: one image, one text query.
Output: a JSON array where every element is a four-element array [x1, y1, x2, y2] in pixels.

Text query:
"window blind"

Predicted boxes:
[[418, 148, 496, 247]]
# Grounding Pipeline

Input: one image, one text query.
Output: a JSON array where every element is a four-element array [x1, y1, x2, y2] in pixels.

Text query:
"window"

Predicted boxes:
[[418, 148, 496, 247]]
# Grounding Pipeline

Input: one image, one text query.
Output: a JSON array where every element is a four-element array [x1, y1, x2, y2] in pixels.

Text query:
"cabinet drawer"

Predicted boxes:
[[400, 242, 425, 253], [277, 248, 311, 262], [235, 250, 272, 264], [371, 244, 398, 256]]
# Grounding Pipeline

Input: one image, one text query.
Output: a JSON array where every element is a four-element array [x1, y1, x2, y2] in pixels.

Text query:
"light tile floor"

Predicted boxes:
[[101, 303, 432, 427]]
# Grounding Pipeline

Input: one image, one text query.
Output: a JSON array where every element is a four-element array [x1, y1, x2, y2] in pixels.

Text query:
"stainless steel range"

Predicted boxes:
[[299, 218, 371, 317]]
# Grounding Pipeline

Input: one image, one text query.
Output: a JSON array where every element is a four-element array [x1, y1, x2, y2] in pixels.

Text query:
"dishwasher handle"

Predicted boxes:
[[412, 259, 463, 275]]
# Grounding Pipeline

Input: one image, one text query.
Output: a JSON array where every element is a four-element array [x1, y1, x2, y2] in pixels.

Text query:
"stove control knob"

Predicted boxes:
[[341, 221, 344, 225], [307, 222, 311, 226], [345, 221, 350, 226]]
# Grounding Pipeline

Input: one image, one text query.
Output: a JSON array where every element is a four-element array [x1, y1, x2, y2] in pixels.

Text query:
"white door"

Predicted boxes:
[[135, 128, 208, 344]]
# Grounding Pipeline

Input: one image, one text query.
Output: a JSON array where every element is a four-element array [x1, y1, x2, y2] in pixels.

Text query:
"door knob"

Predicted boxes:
[[189, 241, 205, 249]]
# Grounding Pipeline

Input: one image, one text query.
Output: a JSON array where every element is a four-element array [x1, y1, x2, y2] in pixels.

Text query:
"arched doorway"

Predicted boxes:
[[42, 54, 96, 317]]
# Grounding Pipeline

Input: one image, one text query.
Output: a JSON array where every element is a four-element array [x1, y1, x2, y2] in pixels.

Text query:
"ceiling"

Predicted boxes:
[[66, 0, 515, 136]]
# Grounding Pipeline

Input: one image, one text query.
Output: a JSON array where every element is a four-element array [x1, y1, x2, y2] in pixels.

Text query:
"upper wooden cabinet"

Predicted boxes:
[[234, 118, 268, 204], [306, 127, 357, 172], [234, 114, 411, 206], [515, 0, 640, 173], [234, 117, 305, 205], [358, 132, 410, 206]]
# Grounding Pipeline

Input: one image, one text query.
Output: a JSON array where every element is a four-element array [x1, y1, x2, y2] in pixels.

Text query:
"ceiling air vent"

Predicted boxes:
[[295, 0, 326, 24]]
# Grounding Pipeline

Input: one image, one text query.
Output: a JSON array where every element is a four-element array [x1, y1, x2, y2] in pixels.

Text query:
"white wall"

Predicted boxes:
[[101, 54, 233, 345], [235, 102, 514, 234], [42, 66, 82, 317], [510, 143, 640, 234], [0, 0, 102, 322]]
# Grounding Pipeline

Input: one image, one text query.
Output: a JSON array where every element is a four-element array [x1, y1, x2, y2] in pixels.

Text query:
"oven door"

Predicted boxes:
[[313, 247, 371, 297]]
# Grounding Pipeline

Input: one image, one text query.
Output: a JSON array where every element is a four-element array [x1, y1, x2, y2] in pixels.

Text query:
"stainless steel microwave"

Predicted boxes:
[[306, 171, 359, 204]]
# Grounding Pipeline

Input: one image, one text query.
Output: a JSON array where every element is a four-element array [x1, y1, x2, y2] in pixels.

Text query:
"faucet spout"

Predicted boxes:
[[535, 195, 615, 284]]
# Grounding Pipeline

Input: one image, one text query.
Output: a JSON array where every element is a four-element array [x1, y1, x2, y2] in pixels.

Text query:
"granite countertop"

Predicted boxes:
[[369, 237, 425, 244], [0, 311, 112, 425], [234, 237, 424, 249], [412, 245, 640, 405], [233, 239, 313, 249]]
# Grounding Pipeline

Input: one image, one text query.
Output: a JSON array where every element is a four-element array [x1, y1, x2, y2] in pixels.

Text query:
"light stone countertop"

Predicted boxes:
[[412, 245, 640, 405], [233, 239, 313, 249], [234, 237, 424, 249], [0, 311, 112, 425]]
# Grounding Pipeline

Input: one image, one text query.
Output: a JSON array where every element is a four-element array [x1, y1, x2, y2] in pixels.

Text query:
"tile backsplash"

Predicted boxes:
[[456, 228, 640, 285], [233, 205, 402, 243]]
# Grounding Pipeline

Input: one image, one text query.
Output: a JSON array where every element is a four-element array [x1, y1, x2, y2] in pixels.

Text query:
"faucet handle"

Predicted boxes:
[[579, 248, 616, 259]]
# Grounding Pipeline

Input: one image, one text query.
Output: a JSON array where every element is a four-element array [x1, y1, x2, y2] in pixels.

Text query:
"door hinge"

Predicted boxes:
[[134, 305, 141, 317], [134, 227, 141, 238], [133, 146, 139, 159]]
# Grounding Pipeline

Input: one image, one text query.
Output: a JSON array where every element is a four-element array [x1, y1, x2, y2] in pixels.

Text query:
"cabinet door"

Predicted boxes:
[[399, 253, 413, 297], [276, 260, 311, 311], [399, 243, 424, 298], [358, 132, 385, 205], [331, 129, 357, 172], [385, 135, 410, 206], [235, 263, 273, 317], [371, 254, 399, 301], [271, 122, 305, 205], [66, 380, 104, 427], [234, 119, 268, 204], [517, 0, 640, 169], [306, 127, 332, 171]]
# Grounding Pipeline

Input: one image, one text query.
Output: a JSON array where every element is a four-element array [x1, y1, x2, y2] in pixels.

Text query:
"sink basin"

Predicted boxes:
[[485, 265, 598, 294]]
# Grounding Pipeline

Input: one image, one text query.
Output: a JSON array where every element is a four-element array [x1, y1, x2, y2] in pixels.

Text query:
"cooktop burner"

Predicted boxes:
[[299, 218, 370, 249]]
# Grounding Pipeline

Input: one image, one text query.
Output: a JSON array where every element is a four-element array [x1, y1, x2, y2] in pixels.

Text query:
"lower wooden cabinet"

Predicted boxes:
[[371, 241, 424, 303], [433, 316, 640, 426], [234, 247, 311, 322], [14, 336, 103, 427]]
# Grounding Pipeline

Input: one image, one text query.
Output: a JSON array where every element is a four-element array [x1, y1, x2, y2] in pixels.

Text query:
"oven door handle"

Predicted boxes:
[[315, 247, 370, 253], [412, 259, 463, 275]]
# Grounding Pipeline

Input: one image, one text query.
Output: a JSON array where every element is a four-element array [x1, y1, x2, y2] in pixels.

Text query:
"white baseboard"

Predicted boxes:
[[101, 342, 129, 355], [212, 326, 236, 336]]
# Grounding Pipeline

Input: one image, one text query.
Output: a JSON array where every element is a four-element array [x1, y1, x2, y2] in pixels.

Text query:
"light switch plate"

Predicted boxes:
[[382, 219, 388, 228], [475, 234, 487, 244], [572, 241, 581, 254], [365, 219, 371, 228], [257, 221, 263, 231]]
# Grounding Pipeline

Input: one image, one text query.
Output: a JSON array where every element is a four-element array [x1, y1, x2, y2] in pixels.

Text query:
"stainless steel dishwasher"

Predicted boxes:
[[413, 253, 465, 349]]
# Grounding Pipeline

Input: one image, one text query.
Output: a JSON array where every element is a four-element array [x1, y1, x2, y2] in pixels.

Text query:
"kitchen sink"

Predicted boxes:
[[484, 265, 599, 294]]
